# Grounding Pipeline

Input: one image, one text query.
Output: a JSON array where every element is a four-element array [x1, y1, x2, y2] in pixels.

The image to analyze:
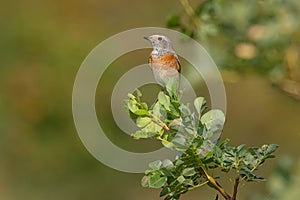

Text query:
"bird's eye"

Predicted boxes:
[[158, 37, 162, 41]]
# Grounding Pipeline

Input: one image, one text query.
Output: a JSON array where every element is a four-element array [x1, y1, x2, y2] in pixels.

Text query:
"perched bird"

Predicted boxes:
[[144, 35, 181, 87]]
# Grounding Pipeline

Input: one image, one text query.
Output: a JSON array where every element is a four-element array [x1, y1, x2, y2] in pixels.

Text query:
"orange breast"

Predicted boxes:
[[149, 54, 181, 72]]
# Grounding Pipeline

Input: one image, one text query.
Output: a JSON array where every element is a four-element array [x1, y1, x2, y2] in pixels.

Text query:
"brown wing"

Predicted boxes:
[[175, 55, 181, 73], [148, 55, 153, 69]]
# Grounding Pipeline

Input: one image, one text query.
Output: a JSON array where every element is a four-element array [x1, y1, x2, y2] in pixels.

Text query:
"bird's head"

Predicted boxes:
[[144, 35, 173, 51]]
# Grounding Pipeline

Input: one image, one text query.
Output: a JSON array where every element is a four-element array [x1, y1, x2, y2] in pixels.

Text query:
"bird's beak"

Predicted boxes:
[[143, 36, 149, 41]]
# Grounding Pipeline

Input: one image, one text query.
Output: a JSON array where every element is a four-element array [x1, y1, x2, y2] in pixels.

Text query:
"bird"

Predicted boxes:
[[144, 35, 181, 88]]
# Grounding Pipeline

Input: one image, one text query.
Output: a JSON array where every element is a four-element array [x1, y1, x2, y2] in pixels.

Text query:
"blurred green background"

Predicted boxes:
[[1, 0, 300, 200]]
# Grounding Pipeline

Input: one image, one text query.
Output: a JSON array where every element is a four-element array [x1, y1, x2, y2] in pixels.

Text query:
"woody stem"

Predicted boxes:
[[198, 165, 232, 200], [232, 177, 240, 200]]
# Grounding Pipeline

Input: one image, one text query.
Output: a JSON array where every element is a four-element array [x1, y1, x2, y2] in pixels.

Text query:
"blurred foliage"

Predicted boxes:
[[126, 80, 278, 200], [167, 0, 300, 99], [247, 156, 300, 200]]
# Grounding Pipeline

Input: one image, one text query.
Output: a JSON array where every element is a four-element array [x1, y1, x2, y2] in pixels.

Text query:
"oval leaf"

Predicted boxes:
[[177, 175, 185, 184], [136, 117, 151, 128], [141, 176, 150, 187], [134, 109, 149, 116], [200, 109, 225, 142], [194, 97, 206, 117], [158, 91, 171, 111], [182, 167, 196, 176], [149, 175, 167, 188], [149, 160, 162, 170], [162, 159, 174, 169]]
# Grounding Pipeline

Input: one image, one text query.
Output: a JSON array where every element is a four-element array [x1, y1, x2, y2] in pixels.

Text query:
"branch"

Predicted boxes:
[[198, 167, 232, 200], [232, 177, 240, 200]]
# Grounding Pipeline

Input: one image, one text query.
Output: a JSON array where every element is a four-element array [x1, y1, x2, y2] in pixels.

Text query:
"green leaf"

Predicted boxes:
[[198, 140, 215, 157], [158, 91, 171, 111], [170, 99, 180, 110], [194, 97, 206, 118], [175, 159, 184, 166], [141, 175, 150, 187], [182, 167, 196, 176], [136, 117, 151, 128], [200, 109, 225, 142], [237, 144, 246, 154], [201, 109, 225, 129], [243, 153, 256, 167], [213, 145, 222, 159], [218, 139, 229, 149], [179, 104, 191, 116], [192, 136, 203, 148], [183, 179, 194, 186], [135, 89, 142, 98], [152, 102, 167, 119], [143, 122, 163, 135], [162, 159, 174, 169], [127, 93, 136, 99], [127, 100, 138, 113], [177, 175, 185, 184], [166, 78, 179, 98], [240, 172, 266, 182], [149, 174, 167, 188], [160, 186, 171, 197], [266, 144, 279, 155], [162, 140, 175, 149], [141, 102, 148, 110], [134, 109, 149, 116], [172, 134, 188, 151], [149, 160, 162, 170]]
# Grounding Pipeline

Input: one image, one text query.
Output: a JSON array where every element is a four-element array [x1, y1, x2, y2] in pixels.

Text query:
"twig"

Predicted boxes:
[[249, 160, 262, 173], [239, 160, 262, 182], [188, 180, 209, 191], [150, 116, 170, 132]]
